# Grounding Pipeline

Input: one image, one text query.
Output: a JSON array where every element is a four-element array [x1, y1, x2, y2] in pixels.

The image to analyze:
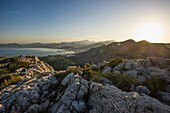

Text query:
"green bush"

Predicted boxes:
[[0, 56, 21, 63], [108, 57, 123, 68], [101, 72, 115, 82], [8, 56, 20, 62], [0, 74, 24, 89], [0, 57, 9, 63], [0, 69, 9, 75], [40, 73, 47, 77], [101, 72, 135, 91], [8, 61, 32, 72], [84, 63, 91, 68], [112, 73, 135, 91], [143, 76, 170, 94], [81, 66, 101, 81], [90, 73, 101, 82]]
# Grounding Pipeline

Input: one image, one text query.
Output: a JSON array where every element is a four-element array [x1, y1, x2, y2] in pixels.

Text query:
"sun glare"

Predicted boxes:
[[135, 22, 163, 42]]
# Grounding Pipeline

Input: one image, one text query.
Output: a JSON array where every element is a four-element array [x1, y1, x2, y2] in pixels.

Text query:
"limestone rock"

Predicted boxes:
[[155, 91, 170, 105], [71, 100, 86, 112], [135, 85, 151, 95], [97, 61, 108, 69], [165, 85, 170, 93], [102, 66, 111, 74], [100, 77, 113, 85], [137, 76, 146, 83], [124, 70, 138, 78], [26, 104, 39, 113]]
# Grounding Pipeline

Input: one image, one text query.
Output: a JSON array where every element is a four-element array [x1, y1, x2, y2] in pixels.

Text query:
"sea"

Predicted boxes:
[[0, 48, 75, 57]]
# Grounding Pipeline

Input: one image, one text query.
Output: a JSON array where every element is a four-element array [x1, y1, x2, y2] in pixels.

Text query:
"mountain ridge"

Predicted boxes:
[[72, 39, 170, 65]]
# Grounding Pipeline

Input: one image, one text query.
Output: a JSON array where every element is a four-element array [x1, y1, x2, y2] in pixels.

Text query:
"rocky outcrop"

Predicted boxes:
[[113, 57, 170, 82], [0, 70, 170, 113], [0, 56, 170, 113], [13, 55, 54, 76]]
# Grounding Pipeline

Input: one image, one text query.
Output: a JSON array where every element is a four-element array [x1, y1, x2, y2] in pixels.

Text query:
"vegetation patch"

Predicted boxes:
[[0, 74, 24, 89], [108, 57, 123, 68], [100, 72, 137, 91], [0, 56, 32, 73], [8, 61, 32, 72], [0, 69, 9, 75], [40, 73, 47, 78], [39, 56, 75, 71], [143, 76, 170, 94]]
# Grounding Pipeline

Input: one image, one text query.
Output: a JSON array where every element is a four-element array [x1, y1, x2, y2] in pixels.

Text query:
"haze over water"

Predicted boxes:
[[0, 48, 75, 57]]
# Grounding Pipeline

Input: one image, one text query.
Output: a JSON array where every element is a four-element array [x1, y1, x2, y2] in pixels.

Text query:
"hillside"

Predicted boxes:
[[0, 40, 114, 52], [0, 55, 170, 113], [72, 39, 170, 65]]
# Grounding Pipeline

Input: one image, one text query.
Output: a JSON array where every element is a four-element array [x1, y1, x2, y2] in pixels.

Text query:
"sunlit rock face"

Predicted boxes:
[[13, 55, 55, 76], [0, 56, 170, 113], [113, 57, 170, 82]]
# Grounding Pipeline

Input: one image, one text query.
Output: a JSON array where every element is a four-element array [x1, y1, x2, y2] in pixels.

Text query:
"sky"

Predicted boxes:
[[0, 0, 170, 43]]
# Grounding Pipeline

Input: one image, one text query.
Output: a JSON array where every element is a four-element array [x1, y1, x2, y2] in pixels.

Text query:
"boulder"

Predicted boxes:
[[165, 85, 170, 93], [124, 60, 135, 70], [88, 84, 169, 113], [61, 72, 75, 86], [148, 57, 170, 69], [124, 70, 138, 78], [67, 66, 77, 70], [113, 62, 124, 71], [147, 67, 166, 76], [100, 77, 113, 85], [137, 76, 146, 83], [135, 85, 151, 95], [102, 66, 111, 74], [31, 93, 40, 104], [71, 100, 86, 112], [97, 61, 108, 69], [130, 84, 135, 91], [155, 91, 170, 105], [26, 104, 39, 113]]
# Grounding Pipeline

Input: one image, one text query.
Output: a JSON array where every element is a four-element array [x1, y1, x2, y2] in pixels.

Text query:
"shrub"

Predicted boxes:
[[112, 73, 135, 91], [0, 57, 9, 63], [0, 69, 9, 75], [82, 67, 101, 81], [143, 76, 170, 94], [101, 72, 115, 82], [0, 74, 24, 89], [84, 63, 91, 68], [108, 57, 123, 68], [101, 72, 135, 91], [40, 73, 47, 77], [90, 73, 101, 82], [8, 56, 20, 62], [8, 61, 32, 72]]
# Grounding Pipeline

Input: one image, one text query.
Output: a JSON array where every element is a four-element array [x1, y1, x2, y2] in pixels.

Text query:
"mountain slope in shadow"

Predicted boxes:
[[72, 39, 170, 64]]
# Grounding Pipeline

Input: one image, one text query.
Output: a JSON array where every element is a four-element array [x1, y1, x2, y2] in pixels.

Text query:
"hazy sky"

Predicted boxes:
[[0, 0, 170, 43]]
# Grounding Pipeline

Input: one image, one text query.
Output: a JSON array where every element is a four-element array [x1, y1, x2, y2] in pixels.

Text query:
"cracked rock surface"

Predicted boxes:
[[0, 71, 170, 113], [0, 56, 170, 113]]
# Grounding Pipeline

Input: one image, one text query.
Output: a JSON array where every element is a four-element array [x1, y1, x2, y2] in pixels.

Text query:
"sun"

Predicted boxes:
[[135, 22, 163, 42]]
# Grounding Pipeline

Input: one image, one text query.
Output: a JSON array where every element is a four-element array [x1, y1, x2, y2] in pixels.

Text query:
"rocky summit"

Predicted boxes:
[[0, 56, 170, 113]]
